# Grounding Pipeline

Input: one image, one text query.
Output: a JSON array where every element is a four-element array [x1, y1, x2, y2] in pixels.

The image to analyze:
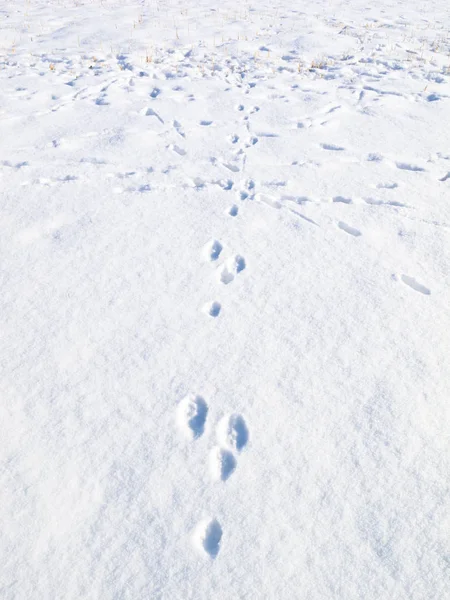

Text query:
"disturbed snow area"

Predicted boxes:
[[1, 1, 449, 598]]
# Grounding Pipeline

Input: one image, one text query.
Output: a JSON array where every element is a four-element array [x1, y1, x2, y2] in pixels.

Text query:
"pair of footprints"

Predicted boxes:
[[203, 240, 246, 318], [176, 394, 250, 559], [204, 240, 246, 283], [177, 394, 249, 481]]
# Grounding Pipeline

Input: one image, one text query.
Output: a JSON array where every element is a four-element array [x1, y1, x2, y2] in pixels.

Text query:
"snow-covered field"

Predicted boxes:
[[1, 0, 449, 598]]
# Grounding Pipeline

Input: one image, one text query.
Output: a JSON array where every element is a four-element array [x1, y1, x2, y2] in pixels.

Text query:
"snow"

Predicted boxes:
[[1, 0, 449, 598]]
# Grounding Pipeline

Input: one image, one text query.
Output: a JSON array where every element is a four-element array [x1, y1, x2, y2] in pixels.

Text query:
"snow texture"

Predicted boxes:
[[1, 0, 449, 598]]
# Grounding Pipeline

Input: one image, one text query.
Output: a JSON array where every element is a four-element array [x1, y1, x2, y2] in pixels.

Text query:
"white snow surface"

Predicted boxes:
[[1, 0, 449, 598]]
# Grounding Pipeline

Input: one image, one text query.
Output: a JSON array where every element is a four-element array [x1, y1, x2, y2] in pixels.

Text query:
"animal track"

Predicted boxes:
[[95, 95, 109, 106], [218, 255, 246, 284], [209, 447, 237, 481], [190, 176, 205, 189], [257, 193, 281, 209], [228, 204, 239, 217], [204, 301, 221, 317], [338, 221, 361, 237], [376, 182, 398, 190], [223, 162, 240, 173], [401, 275, 430, 295], [193, 518, 222, 559], [1, 160, 29, 170], [367, 153, 383, 162], [178, 400, 249, 558], [333, 196, 352, 204], [142, 107, 164, 123], [169, 144, 186, 156], [204, 239, 223, 262], [214, 179, 233, 191], [173, 120, 185, 137], [238, 179, 255, 201], [396, 162, 425, 172], [176, 394, 208, 440], [321, 143, 345, 151], [364, 197, 406, 207], [217, 414, 249, 452]]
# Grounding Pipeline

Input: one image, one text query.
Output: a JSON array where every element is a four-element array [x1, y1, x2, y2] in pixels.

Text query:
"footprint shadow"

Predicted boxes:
[[177, 395, 208, 439], [210, 447, 237, 481], [194, 518, 223, 559], [218, 414, 249, 452]]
